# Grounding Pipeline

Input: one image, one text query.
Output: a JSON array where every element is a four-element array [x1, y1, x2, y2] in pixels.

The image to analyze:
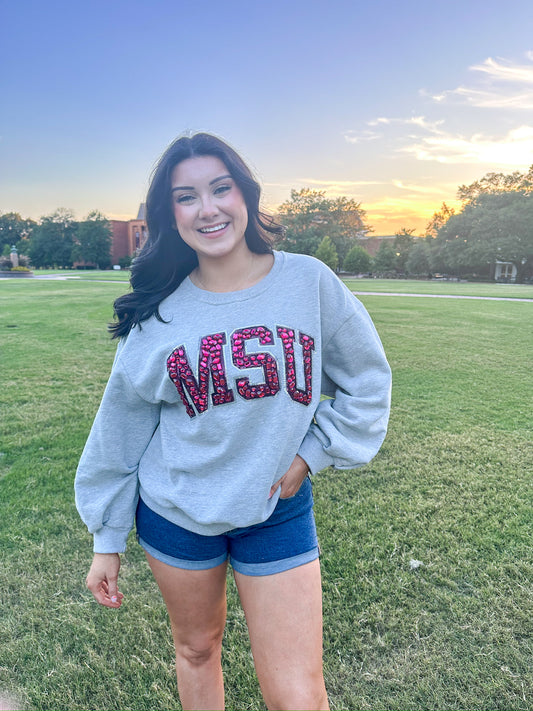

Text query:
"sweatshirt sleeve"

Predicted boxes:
[[298, 298, 391, 475], [74, 359, 161, 553]]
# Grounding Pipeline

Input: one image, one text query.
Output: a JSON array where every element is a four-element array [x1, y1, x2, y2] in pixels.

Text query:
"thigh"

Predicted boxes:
[[234, 559, 327, 709], [146, 551, 228, 649]]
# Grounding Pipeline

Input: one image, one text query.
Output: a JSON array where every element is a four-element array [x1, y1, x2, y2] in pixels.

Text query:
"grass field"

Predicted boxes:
[[30, 269, 533, 299], [1, 278, 532, 710]]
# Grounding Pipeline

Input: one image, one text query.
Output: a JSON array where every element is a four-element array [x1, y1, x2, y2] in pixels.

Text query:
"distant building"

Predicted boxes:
[[357, 234, 396, 257], [494, 260, 517, 282], [110, 204, 147, 264]]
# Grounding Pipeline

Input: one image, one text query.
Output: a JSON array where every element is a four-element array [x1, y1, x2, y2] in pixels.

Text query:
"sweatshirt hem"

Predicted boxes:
[[138, 489, 279, 537]]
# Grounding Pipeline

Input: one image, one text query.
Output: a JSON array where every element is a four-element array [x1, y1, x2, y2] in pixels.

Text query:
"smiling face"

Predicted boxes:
[[170, 155, 249, 264]]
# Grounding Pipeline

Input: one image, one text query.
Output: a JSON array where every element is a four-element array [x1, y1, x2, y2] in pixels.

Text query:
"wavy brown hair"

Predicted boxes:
[[110, 133, 284, 338]]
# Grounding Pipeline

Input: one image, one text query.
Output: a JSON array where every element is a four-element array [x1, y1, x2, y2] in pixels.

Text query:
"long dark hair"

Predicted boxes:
[[109, 133, 284, 338]]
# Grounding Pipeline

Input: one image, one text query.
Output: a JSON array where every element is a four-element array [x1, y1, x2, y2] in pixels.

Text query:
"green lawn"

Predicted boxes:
[[343, 277, 533, 300], [32, 268, 131, 281], [29, 270, 533, 298], [1, 279, 531, 710]]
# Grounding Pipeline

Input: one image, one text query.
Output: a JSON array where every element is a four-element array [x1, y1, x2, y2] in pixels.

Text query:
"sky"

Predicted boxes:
[[2, 0, 533, 235]]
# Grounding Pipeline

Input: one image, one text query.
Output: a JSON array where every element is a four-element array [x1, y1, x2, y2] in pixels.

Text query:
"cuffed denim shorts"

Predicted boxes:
[[136, 477, 319, 577]]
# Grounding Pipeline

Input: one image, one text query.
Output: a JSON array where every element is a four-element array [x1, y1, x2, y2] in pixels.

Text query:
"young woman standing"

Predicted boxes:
[[75, 133, 391, 710]]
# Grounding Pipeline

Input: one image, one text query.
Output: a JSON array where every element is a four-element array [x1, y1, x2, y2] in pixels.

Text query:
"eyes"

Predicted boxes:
[[175, 194, 194, 205], [173, 183, 233, 205]]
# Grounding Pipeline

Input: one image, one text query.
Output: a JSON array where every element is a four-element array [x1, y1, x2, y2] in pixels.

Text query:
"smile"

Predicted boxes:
[[198, 223, 229, 234]]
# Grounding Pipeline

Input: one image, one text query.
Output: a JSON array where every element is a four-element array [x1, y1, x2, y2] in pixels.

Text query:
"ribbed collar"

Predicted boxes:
[[180, 250, 285, 304]]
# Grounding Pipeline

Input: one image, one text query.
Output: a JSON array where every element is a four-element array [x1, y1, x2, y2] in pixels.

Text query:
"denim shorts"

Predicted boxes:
[[136, 477, 319, 577]]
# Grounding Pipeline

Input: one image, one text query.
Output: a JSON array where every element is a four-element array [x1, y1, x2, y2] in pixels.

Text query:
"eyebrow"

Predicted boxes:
[[171, 174, 233, 193]]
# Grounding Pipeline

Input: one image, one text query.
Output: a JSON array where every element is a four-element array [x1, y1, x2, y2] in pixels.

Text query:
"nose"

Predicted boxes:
[[198, 195, 218, 220]]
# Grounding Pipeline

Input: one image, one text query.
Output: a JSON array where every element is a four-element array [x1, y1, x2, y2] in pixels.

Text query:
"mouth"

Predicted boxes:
[[198, 222, 229, 234]]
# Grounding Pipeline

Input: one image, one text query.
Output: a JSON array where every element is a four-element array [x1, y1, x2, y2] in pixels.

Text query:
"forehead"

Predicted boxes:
[[171, 155, 229, 188]]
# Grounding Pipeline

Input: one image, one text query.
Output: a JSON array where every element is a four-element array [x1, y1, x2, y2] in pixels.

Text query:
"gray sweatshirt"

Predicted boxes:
[[75, 251, 391, 553]]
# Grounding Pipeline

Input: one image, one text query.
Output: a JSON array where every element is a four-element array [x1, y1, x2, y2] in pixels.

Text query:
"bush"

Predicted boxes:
[[17, 254, 32, 268], [118, 255, 133, 269], [343, 245, 372, 274], [0, 256, 13, 270], [314, 236, 339, 271]]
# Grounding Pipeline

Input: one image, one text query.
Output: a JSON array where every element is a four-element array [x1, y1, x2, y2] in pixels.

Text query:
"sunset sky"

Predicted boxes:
[[2, 0, 533, 234]]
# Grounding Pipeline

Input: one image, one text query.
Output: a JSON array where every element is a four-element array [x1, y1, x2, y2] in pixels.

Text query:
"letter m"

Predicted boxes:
[[167, 333, 234, 418]]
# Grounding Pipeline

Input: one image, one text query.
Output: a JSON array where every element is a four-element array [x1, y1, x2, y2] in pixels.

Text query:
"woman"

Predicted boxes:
[[75, 133, 391, 710]]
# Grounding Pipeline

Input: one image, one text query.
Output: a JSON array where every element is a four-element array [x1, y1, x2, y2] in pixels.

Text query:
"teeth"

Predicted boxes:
[[199, 223, 228, 234]]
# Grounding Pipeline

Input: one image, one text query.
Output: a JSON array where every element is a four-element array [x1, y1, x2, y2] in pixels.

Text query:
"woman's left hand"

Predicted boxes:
[[270, 454, 310, 499]]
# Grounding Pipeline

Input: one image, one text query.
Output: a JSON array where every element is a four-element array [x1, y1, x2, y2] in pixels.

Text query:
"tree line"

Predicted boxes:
[[276, 168, 533, 283], [0, 209, 112, 270], [423, 169, 533, 283], [2, 166, 532, 281]]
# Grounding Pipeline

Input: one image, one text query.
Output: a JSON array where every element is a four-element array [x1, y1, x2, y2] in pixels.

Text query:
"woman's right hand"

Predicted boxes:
[[86, 553, 124, 608]]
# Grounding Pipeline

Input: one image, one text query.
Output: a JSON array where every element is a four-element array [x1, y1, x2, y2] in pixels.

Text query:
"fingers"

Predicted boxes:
[[270, 473, 302, 499], [270, 455, 310, 499], [277, 477, 305, 499], [87, 580, 124, 608]]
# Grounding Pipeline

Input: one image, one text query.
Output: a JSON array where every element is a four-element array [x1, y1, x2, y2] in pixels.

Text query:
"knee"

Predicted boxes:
[[175, 632, 223, 667], [266, 676, 329, 711]]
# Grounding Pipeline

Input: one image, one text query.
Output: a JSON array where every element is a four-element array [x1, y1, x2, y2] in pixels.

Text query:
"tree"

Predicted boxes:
[[457, 166, 533, 202], [72, 211, 112, 268], [432, 191, 533, 281], [343, 244, 372, 274], [373, 241, 397, 275], [28, 209, 77, 268], [314, 236, 339, 272], [277, 189, 370, 265], [393, 228, 416, 273], [406, 239, 431, 277], [0, 212, 35, 251], [426, 167, 533, 281], [425, 203, 455, 238]]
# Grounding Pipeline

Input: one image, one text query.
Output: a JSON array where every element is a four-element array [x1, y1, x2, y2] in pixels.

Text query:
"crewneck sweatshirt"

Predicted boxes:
[[75, 251, 391, 553]]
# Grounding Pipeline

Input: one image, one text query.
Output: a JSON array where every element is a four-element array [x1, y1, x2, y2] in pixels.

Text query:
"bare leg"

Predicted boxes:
[[145, 552, 228, 711], [234, 559, 329, 711]]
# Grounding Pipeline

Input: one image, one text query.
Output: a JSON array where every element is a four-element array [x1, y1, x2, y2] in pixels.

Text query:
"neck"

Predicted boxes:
[[193, 249, 273, 293]]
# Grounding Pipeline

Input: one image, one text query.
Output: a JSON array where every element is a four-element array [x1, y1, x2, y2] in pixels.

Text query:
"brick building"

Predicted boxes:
[[110, 204, 147, 264], [357, 234, 396, 257]]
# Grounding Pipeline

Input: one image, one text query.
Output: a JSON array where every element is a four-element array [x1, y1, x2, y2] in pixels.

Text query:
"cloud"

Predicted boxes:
[[391, 180, 453, 196], [344, 116, 447, 147], [401, 124, 533, 166], [367, 117, 392, 126], [430, 52, 533, 109], [299, 178, 386, 188], [343, 129, 382, 144], [345, 110, 533, 167], [368, 116, 445, 131], [344, 52, 533, 169], [472, 55, 533, 84]]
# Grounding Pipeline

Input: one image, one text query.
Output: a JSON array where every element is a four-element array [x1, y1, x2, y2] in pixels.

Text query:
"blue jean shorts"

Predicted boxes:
[[136, 477, 319, 577]]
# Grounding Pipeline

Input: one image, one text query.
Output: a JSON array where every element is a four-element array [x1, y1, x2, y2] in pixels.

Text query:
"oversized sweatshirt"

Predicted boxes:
[[75, 251, 392, 553]]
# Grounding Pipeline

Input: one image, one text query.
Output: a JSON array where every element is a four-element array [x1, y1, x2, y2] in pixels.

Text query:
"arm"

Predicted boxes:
[[75, 360, 161, 554], [76, 360, 160, 607], [298, 301, 391, 474]]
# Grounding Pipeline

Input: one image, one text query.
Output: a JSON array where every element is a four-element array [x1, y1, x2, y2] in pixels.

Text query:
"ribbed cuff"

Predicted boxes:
[[297, 430, 334, 475], [93, 526, 130, 554]]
